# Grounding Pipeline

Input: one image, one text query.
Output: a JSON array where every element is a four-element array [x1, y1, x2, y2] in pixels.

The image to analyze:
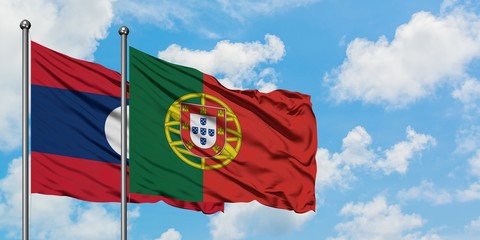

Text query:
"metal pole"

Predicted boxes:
[[119, 25, 129, 240], [20, 19, 31, 240]]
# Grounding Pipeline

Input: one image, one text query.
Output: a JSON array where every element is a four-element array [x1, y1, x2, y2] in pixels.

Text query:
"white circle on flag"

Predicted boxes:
[[105, 106, 129, 158]]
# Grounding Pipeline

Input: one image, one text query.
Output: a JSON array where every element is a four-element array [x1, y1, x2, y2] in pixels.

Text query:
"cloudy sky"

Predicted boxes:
[[1, 0, 480, 239]]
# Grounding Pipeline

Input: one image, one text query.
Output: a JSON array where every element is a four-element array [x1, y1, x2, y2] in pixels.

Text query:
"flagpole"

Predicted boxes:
[[20, 19, 31, 240], [119, 25, 129, 240]]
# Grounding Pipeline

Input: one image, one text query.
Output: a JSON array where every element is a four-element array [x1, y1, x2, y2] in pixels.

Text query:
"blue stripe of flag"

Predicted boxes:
[[32, 84, 121, 164]]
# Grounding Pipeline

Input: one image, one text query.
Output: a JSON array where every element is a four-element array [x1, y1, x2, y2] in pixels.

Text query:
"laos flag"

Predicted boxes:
[[31, 41, 222, 214]]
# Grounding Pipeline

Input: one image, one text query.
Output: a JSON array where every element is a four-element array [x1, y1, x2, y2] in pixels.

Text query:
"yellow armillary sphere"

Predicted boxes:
[[164, 93, 242, 170]]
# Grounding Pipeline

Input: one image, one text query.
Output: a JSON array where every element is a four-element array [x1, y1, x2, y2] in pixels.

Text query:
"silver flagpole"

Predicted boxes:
[[119, 26, 129, 240], [20, 19, 31, 240]]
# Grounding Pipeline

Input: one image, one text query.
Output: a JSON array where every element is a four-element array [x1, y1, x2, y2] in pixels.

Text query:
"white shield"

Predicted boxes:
[[190, 113, 217, 149]]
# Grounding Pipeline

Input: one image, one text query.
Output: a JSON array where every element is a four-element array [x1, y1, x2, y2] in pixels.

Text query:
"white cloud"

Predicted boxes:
[[115, 0, 194, 29], [316, 126, 435, 191], [465, 217, 480, 233], [316, 126, 375, 191], [457, 182, 480, 202], [128, 206, 140, 219], [316, 148, 353, 191], [397, 180, 452, 205], [6, 0, 115, 60], [328, 196, 430, 240], [468, 150, 480, 178], [452, 78, 480, 111], [326, 7, 480, 108], [158, 34, 285, 91], [217, 0, 319, 21], [375, 127, 436, 175], [117, 0, 319, 29], [0, 158, 120, 239], [208, 201, 315, 240], [440, 0, 459, 13], [0, 157, 23, 231], [0, 0, 115, 151], [155, 228, 182, 240], [436, 216, 480, 240], [403, 232, 442, 240], [455, 125, 480, 154], [456, 149, 480, 202], [339, 126, 376, 167], [33, 200, 119, 240]]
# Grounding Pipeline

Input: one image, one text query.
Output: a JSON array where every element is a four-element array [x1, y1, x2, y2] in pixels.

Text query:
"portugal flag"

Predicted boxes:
[[129, 47, 317, 213]]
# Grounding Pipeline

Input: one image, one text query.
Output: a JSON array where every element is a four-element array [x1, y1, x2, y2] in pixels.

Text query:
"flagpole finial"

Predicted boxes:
[[19, 19, 31, 30], [119, 26, 129, 36]]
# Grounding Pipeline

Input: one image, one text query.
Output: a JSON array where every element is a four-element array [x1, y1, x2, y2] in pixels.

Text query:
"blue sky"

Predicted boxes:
[[1, 0, 480, 239]]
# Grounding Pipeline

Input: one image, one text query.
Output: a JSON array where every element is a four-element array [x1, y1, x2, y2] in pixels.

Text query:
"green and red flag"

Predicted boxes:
[[129, 47, 317, 213]]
